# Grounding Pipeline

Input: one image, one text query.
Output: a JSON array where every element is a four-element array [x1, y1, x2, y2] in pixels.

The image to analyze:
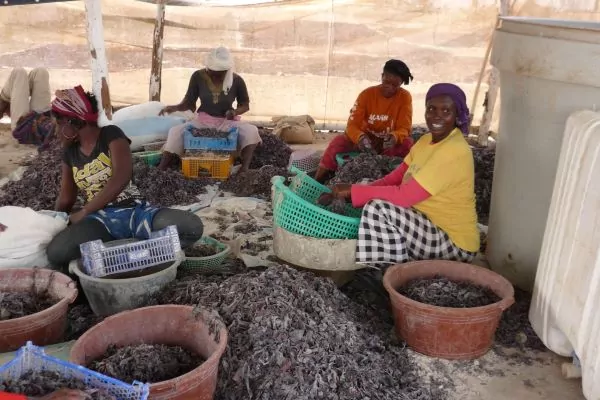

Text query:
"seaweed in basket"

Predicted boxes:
[[89, 343, 204, 384], [0, 370, 115, 399], [329, 197, 348, 216], [185, 243, 220, 258], [0, 269, 58, 321], [397, 275, 501, 308], [189, 127, 230, 139], [0, 291, 56, 321], [330, 153, 401, 185]]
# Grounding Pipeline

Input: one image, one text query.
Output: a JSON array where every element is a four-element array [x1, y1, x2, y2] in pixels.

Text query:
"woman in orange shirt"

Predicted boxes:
[[314, 59, 415, 183]]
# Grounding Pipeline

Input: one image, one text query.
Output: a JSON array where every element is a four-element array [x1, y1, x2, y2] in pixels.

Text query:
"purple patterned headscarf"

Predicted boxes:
[[425, 83, 470, 135]]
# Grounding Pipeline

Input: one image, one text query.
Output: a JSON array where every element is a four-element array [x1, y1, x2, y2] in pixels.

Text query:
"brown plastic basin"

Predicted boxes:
[[0, 268, 78, 352], [383, 260, 515, 360], [70, 305, 228, 400]]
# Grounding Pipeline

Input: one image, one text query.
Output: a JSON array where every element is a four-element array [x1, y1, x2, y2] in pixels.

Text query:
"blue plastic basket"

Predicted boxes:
[[0, 342, 149, 400], [80, 225, 181, 278], [183, 126, 239, 151]]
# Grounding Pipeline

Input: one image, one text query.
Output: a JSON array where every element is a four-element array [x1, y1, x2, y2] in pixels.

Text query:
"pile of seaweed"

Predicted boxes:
[[150, 265, 443, 400]]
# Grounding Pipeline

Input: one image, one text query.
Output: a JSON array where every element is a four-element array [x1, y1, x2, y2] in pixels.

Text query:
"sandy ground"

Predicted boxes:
[[0, 122, 36, 180]]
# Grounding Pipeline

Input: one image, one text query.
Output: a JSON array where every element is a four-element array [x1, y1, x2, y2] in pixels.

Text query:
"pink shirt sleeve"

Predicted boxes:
[[351, 178, 431, 208], [370, 162, 408, 186]]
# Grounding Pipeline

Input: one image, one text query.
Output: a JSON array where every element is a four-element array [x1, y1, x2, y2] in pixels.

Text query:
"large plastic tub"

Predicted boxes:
[[383, 261, 514, 360], [487, 17, 600, 290], [68, 253, 183, 317], [529, 110, 600, 400], [70, 305, 228, 400], [0, 269, 78, 352]]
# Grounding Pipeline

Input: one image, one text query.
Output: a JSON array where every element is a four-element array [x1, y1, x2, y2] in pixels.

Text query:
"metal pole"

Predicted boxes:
[[150, 0, 167, 102], [84, 0, 112, 124]]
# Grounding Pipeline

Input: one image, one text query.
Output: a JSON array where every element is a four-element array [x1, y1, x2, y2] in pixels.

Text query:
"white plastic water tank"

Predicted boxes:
[[529, 110, 600, 400], [487, 17, 600, 290]]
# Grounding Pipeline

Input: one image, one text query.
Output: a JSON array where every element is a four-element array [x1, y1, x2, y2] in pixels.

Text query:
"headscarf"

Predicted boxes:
[[426, 83, 470, 135], [205, 46, 234, 95], [51, 85, 98, 123], [383, 59, 413, 85]]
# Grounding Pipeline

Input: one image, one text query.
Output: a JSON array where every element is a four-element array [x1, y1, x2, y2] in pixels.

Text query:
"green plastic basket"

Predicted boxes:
[[133, 150, 162, 166], [288, 167, 362, 218], [272, 169, 362, 239], [182, 236, 231, 273]]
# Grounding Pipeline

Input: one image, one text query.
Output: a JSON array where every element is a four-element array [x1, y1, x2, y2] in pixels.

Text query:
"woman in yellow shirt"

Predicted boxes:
[[325, 83, 479, 266]]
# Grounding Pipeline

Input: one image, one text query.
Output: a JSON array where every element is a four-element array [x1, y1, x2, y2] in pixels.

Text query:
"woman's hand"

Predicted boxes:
[[36, 389, 91, 399], [69, 208, 89, 225], [159, 105, 177, 116], [317, 193, 334, 206], [382, 133, 397, 149], [332, 184, 352, 200], [0, 223, 6, 232], [225, 109, 236, 120], [357, 134, 376, 154]]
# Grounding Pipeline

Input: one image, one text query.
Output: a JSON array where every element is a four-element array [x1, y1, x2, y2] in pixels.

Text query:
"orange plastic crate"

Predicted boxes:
[[181, 153, 234, 180]]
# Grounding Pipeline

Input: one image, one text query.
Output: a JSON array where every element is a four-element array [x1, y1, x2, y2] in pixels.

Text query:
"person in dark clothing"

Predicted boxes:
[[46, 85, 204, 269], [158, 46, 261, 172]]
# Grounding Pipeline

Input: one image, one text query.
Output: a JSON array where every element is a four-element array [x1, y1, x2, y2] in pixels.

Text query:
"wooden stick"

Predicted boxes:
[[478, 0, 511, 146], [150, 0, 167, 102], [84, 0, 112, 123], [470, 14, 500, 128]]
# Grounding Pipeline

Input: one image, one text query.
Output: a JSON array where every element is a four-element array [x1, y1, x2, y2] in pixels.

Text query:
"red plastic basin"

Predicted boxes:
[[0, 268, 78, 352], [383, 260, 515, 360], [70, 305, 228, 400]]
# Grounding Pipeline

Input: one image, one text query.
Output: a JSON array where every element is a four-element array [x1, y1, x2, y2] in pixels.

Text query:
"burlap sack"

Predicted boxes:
[[271, 115, 316, 144]]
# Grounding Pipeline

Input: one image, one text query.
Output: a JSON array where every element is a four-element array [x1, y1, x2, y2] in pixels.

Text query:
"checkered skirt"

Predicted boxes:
[[356, 199, 476, 267]]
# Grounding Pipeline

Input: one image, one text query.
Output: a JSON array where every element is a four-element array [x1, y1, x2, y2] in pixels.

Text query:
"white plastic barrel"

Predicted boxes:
[[529, 110, 600, 400], [487, 17, 600, 290]]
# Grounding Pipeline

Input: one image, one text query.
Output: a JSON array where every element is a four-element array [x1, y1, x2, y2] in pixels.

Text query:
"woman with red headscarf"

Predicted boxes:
[[320, 83, 479, 266], [45, 86, 204, 270]]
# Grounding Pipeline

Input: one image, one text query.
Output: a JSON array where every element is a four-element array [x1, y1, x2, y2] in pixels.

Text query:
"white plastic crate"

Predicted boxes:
[[80, 225, 181, 278]]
